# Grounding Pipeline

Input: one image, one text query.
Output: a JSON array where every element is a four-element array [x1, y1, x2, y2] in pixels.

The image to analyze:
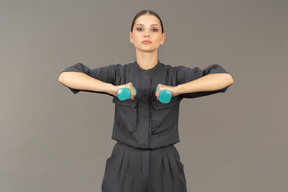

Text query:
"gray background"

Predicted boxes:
[[1, 0, 287, 192]]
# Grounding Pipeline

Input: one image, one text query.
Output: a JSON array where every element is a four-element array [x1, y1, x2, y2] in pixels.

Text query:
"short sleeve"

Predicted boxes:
[[59, 63, 119, 96], [175, 64, 232, 99]]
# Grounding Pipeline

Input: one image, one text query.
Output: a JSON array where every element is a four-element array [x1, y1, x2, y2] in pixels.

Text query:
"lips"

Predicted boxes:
[[142, 40, 152, 44]]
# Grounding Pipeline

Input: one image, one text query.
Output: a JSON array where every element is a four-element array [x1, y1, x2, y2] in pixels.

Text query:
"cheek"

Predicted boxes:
[[154, 35, 163, 42], [134, 35, 142, 43]]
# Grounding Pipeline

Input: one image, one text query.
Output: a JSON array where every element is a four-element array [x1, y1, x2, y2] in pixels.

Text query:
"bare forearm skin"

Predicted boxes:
[[59, 72, 233, 99], [58, 72, 117, 96], [175, 73, 234, 96]]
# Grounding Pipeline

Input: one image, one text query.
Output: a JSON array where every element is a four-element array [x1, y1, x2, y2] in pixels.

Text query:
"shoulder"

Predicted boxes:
[[103, 62, 137, 75], [160, 62, 193, 72], [101, 63, 125, 71], [159, 62, 176, 70]]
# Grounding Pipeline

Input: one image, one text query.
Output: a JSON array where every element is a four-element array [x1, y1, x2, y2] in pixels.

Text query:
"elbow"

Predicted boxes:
[[58, 72, 67, 84], [58, 73, 63, 83], [227, 74, 234, 86], [222, 73, 234, 86]]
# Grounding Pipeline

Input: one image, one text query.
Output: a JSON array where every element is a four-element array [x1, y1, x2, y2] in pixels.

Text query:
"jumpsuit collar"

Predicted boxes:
[[133, 59, 162, 75]]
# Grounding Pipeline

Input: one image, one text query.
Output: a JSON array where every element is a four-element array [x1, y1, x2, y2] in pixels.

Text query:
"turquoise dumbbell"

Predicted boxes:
[[155, 87, 172, 104], [117, 86, 137, 101]]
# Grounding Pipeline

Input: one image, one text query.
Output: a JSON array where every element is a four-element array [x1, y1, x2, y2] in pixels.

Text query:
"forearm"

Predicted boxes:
[[58, 72, 117, 96], [175, 73, 233, 95]]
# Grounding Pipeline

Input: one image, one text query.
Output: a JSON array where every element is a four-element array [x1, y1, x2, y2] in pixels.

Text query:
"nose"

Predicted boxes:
[[144, 29, 150, 37]]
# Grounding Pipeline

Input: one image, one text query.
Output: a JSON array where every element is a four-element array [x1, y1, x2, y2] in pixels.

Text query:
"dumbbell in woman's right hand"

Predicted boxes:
[[117, 85, 137, 101]]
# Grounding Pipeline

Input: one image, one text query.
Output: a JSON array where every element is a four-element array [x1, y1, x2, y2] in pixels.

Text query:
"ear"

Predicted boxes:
[[129, 32, 134, 44], [160, 33, 166, 45]]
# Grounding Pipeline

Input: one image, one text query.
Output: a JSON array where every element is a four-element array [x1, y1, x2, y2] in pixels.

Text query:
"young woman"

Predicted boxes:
[[58, 10, 233, 192]]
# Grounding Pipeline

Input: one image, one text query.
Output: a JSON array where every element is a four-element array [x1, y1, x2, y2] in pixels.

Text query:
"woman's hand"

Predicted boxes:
[[155, 84, 179, 100], [114, 82, 137, 100]]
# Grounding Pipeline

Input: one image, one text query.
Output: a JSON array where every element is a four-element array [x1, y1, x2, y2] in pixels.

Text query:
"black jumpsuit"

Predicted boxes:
[[61, 60, 231, 192]]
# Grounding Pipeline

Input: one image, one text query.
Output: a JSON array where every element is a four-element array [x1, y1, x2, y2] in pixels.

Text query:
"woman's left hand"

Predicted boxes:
[[155, 84, 179, 100]]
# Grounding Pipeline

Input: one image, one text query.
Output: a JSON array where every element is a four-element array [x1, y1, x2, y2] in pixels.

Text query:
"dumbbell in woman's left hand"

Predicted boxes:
[[155, 84, 178, 103]]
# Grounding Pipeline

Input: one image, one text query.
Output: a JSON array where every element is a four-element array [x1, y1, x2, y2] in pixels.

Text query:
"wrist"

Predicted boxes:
[[106, 83, 117, 96], [174, 85, 182, 96]]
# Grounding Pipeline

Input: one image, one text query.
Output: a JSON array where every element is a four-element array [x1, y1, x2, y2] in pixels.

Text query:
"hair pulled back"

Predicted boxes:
[[130, 10, 164, 33]]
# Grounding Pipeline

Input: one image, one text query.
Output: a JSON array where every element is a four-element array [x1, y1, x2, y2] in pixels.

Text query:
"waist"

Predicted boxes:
[[116, 141, 175, 151]]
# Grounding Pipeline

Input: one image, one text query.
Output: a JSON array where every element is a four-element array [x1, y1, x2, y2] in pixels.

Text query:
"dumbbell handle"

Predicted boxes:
[[117, 87, 137, 101], [155, 87, 172, 104]]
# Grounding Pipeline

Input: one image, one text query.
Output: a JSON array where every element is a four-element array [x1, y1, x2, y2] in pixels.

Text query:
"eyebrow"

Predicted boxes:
[[135, 24, 160, 27]]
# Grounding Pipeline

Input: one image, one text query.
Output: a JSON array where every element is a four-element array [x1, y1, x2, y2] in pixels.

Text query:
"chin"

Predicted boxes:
[[139, 49, 157, 53], [136, 47, 158, 53]]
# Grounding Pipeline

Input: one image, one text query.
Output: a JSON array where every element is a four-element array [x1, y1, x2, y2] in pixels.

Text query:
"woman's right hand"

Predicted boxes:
[[113, 82, 136, 100]]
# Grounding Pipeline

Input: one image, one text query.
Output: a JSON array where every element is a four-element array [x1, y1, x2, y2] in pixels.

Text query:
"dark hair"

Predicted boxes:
[[130, 10, 164, 33]]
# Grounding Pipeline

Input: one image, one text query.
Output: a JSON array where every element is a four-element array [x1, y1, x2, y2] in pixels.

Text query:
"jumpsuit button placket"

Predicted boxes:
[[141, 70, 150, 178]]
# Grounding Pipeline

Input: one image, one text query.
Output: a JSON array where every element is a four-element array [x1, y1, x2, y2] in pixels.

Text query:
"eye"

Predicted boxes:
[[136, 28, 143, 32], [152, 28, 158, 32]]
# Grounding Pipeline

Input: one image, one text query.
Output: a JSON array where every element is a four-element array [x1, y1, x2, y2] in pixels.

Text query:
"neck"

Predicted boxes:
[[135, 50, 158, 70]]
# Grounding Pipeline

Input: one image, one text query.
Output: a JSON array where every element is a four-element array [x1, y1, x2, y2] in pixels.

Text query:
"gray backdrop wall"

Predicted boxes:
[[1, 0, 287, 192]]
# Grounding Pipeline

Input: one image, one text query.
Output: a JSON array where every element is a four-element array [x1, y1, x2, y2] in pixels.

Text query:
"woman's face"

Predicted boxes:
[[129, 14, 165, 53]]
